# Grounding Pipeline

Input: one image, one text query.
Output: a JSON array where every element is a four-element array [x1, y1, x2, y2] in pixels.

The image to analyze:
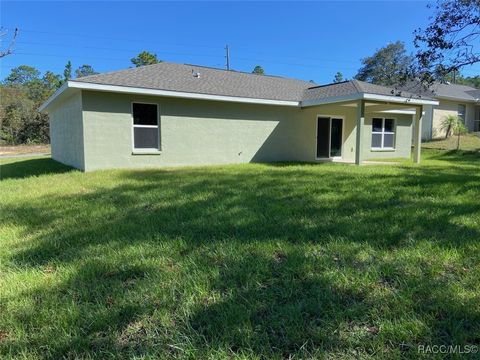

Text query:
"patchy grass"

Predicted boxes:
[[0, 144, 50, 155], [422, 133, 480, 152], [0, 144, 50, 156], [1, 150, 479, 359]]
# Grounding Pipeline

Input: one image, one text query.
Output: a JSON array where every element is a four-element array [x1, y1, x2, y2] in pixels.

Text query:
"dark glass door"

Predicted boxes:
[[316, 117, 330, 158], [330, 118, 343, 157]]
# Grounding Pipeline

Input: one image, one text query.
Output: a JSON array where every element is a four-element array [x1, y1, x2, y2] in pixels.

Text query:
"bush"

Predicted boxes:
[[0, 87, 49, 145]]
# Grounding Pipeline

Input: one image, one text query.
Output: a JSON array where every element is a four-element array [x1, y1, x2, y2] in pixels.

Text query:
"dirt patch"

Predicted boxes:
[[0, 330, 8, 342], [0, 144, 50, 156]]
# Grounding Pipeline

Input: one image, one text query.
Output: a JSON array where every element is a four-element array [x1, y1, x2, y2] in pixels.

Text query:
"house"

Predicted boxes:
[[39, 62, 438, 171], [405, 82, 480, 140]]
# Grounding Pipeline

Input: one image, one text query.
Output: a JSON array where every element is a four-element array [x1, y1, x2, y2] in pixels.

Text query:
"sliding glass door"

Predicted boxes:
[[316, 116, 343, 159]]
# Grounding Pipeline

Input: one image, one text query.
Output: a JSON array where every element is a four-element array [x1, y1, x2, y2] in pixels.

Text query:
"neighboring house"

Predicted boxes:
[[404, 82, 480, 140], [40, 62, 437, 171]]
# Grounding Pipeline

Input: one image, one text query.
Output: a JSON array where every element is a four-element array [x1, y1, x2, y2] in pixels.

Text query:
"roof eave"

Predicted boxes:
[[301, 93, 439, 107], [41, 81, 301, 109], [363, 93, 439, 105], [39, 81, 440, 112], [433, 95, 479, 103], [39, 81, 70, 112]]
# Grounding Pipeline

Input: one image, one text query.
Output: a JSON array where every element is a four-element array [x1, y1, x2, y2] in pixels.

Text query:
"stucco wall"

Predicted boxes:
[[297, 105, 413, 161], [48, 91, 415, 171], [297, 104, 358, 162], [363, 113, 413, 160], [48, 92, 84, 170], [81, 91, 314, 171], [422, 105, 434, 140], [431, 99, 477, 138]]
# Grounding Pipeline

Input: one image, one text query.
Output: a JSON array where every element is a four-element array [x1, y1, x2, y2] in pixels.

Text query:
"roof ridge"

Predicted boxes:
[[350, 79, 363, 93], [441, 82, 478, 90], [76, 61, 315, 86], [182, 63, 314, 84], [306, 80, 352, 90], [72, 63, 152, 81]]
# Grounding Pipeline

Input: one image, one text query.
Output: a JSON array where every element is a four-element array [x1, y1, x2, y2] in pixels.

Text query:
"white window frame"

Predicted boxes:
[[475, 106, 480, 132], [371, 117, 395, 150], [131, 102, 161, 153], [458, 104, 466, 125]]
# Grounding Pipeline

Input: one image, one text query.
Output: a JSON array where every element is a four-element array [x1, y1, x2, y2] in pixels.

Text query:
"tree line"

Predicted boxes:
[[351, 41, 480, 88]]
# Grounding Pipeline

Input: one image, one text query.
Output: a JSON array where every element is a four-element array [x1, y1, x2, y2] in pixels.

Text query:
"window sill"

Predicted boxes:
[[371, 148, 396, 152], [132, 150, 162, 155]]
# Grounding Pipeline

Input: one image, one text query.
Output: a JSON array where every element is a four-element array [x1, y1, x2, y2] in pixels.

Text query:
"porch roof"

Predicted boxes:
[[301, 80, 437, 107]]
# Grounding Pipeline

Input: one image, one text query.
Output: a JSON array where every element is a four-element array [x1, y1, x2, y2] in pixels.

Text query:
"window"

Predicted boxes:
[[458, 104, 466, 124], [475, 106, 480, 132], [132, 103, 159, 150], [371, 118, 395, 149]]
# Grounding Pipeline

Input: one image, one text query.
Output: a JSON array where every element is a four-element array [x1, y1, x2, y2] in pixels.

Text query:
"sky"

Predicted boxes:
[[1, 1, 479, 84]]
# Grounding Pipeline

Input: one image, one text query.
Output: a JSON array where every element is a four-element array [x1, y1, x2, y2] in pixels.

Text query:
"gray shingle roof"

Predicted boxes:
[[73, 62, 436, 103], [303, 80, 433, 101], [74, 62, 315, 102], [401, 81, 480, 102]]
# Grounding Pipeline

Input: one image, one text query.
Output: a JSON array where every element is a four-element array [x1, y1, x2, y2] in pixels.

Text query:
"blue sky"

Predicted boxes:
[[1, 1, 479, 84]]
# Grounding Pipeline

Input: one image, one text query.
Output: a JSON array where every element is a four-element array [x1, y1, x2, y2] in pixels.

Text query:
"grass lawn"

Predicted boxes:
[[422, 133, 480, 152], [1, 150, 479, 359]]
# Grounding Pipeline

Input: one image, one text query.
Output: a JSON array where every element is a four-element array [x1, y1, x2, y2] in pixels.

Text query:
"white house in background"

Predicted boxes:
[[39, 62, 438, 171]]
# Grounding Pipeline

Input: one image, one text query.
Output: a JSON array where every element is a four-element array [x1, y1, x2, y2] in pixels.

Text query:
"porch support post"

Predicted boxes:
[[413, 106, 423, 164], [355, 99, 365, 165]]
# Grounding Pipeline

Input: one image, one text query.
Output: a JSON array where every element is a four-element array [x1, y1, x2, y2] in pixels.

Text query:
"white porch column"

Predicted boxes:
[[355, 99, 365, 165], [413, 106, 423, 164]]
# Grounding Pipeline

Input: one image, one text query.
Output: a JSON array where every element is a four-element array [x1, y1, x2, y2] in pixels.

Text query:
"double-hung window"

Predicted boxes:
[[132, 103, 159, 151], [371, 118, 395, 149]]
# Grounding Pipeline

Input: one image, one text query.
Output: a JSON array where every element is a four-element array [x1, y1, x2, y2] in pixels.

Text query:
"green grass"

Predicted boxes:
[[1, 150, 480, 359], [422, 133, 480, 152]]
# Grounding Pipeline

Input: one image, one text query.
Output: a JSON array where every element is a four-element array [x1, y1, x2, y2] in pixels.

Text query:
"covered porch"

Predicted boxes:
[[300, 81, 439, 165], [353, 100, 424, 165]]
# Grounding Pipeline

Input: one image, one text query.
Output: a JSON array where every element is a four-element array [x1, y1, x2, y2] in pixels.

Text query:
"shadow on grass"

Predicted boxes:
[[1, 156, 480, 358], [0, 157, 74, 180], [426, 149, 480, 164]]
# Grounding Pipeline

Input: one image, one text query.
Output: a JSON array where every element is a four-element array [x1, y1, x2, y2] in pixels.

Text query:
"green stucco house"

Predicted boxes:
[[40, 62, 438, 171]]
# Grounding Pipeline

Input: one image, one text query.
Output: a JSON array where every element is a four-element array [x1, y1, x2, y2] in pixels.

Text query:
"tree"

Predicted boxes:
[[437, 71, 480, 88], [4, 65, 40, 85], [333, 72, 344, 83], [0, 85, 50, 145], [26, 71, 62, 103], [455, 120, 468, 150], [63, 61, 72, 82], [42, 71, 62, 92], [1, 66, 62, 145], [355, 41, 413, 86], [441, 114, 469, 149], [75, 64, 98, 78], [413, 0, 480, 84], [0, 88, 34, 144], [0, 27, 18, 58], [440, 115, 458, 139], [252, 65, 265, 75], [458, 75, 480, 89], [131, 51, 160, 67]]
